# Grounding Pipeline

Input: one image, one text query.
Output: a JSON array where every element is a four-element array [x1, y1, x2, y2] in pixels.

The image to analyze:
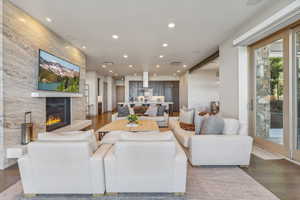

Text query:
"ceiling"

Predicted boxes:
[[10, 0, 278, 76]]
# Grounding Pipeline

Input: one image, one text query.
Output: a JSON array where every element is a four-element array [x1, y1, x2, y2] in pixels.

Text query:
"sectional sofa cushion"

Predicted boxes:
[[179, 108, 194, 125], [118, 105, 130, 117], [200, 116, 225, 135], [223, 118, 240, 135]]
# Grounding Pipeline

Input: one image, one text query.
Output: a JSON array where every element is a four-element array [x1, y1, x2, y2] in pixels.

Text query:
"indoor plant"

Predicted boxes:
[[127, 114, 138, 124]]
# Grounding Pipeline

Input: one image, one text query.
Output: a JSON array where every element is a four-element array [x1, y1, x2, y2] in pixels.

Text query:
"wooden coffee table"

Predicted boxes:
[[96, 119, 159, 140]]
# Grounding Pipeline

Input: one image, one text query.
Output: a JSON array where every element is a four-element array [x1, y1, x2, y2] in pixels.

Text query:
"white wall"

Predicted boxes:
[[188, 69, 219, 109], [85, 71, 98, 116]]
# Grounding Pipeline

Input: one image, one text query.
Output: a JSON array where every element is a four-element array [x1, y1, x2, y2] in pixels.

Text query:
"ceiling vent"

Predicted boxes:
[[170, 61, 182, 66]]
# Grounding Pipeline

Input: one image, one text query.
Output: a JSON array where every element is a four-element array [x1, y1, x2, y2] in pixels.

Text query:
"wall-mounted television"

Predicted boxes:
[[38, 49, 80, 93]]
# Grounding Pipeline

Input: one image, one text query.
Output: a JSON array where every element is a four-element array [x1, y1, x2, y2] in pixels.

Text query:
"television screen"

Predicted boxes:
[[38, 50, 80, 93]]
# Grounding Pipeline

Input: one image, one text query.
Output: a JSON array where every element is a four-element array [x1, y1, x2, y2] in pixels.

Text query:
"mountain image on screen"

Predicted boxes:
[[38, 50, 80, 93]]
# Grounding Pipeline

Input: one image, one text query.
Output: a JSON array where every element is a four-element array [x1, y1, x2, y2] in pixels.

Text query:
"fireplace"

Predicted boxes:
[[46, 97, 71, 131]]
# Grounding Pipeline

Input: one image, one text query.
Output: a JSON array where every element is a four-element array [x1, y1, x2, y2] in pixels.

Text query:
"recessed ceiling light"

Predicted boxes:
[[159, 55, 164, 58], [19, 18, 26, 23], [46, 17, 52, 22], [109, 70, 113, 73], [168, 22, 176, 28], [112, 34, 119, 39], [156, 65, 160, 68], [65, 46, 70, 49], [102, 65, 107, 68], [183, 64, 187, 68], [129, 65, 133, 68], [177, 70, 181, 73], [162, 43, 168, 47], [123, 54, 128, 58], [82, 46, 86, 49]]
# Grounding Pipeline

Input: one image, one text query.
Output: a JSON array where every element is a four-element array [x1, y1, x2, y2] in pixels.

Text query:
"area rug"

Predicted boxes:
[[252, 146, 285, 160], [0, 165, 279, 200]]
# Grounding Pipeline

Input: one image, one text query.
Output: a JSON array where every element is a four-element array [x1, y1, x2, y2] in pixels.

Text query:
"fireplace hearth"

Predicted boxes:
[[46, 97, 71, 131]]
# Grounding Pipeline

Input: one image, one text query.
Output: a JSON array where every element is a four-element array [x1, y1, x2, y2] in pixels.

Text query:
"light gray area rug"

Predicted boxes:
[[0, 165, 279, 200]]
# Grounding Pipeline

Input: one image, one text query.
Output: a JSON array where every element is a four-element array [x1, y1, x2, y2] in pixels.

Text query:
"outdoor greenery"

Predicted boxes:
[[270, 57, 283, 100]]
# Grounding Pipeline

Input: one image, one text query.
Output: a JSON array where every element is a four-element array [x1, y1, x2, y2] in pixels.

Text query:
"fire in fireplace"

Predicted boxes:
[[46, 97, 71, 131]]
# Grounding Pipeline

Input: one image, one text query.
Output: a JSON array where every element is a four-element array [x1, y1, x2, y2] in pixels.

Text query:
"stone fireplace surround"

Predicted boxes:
[[0, 1, 87, 169]]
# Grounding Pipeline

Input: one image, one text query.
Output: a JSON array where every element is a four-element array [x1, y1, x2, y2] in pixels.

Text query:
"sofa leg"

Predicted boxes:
[[24, 194, 36, 198], [92, 193, 104, 197], [174, 192, 185, 196], [240, 165, 249, 168]]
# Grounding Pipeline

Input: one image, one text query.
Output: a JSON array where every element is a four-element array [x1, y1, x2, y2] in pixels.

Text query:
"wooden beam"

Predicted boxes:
[[189, 50, 219, 73]]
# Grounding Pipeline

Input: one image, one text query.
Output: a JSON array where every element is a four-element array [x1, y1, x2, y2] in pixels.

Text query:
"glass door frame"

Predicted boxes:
[[249, 31, 290, 157], [291, 26, 300, 161]]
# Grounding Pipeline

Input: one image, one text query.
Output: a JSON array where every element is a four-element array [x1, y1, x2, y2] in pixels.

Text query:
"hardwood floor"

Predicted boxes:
[[0, 164, 20, 193], [0, 112, 299, 200], [243, 155, 300, 200]]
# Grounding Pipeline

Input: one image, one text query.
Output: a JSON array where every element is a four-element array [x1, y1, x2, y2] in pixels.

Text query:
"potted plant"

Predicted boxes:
[[127, 114, 138, 124]]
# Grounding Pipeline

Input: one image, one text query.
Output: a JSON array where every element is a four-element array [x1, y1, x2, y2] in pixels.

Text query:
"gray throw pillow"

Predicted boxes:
[[157, 105, 166, 116], [194, 113, 206, 135], [201, 116, 224, 135], [118, 105, 130, 117]]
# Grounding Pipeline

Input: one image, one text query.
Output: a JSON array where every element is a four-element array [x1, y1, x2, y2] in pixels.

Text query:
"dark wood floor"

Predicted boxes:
[[0, 164, 20, 193], [0, 112, 299, 200], [243, 155, 300, 200]]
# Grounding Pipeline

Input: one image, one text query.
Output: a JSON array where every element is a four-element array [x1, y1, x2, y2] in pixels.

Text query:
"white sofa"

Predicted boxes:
[[169, 118, 253, 166], [104, 132, 187, 193], [18, 141, 112, 195], [112, 112, 169, 127]]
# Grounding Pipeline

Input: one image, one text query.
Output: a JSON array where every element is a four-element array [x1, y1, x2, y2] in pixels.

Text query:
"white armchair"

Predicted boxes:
[[104, 139, 187, 193], [18, 141, 112, 195]]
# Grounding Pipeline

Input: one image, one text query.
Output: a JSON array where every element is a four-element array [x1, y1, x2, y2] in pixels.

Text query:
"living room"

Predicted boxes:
[[0, 0, 300, 200]]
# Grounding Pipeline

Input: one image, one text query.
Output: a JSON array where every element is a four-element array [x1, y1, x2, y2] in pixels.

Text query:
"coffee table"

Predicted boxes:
[[96, 119, 159, 140]]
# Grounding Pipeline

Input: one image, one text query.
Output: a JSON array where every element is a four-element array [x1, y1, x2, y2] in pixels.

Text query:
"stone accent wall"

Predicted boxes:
[[0, 0, 87, 169]]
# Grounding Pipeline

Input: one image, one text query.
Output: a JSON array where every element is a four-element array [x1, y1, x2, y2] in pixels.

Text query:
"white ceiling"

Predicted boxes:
[[10, 0, 277, 76]]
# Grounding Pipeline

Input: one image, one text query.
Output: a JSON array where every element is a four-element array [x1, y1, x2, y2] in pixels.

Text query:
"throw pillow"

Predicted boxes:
[[157, 105, 166, 116], [180, 122, 195, 131], [201, 116, 225, 135], [223, 118, 240, 135], [145, 105, 158, 117], [179, 108, 194, 125], [194, 113, 208, 135], [118, 105, 130, 117]]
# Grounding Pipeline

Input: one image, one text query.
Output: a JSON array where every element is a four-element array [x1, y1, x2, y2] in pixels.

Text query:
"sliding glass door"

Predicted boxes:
[[250, 32, 290, 156], [292, 28, 300, 161]]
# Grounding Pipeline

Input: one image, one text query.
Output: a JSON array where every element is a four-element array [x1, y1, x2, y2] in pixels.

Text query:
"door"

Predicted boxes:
[[250, 31, 290, 156], [116, 86, 125, 106], [292, 27, 300, 161]]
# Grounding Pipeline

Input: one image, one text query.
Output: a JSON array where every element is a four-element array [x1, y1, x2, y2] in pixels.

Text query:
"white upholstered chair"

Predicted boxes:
[[104, 135, 187, 193], [18, 141, 112, 195]]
